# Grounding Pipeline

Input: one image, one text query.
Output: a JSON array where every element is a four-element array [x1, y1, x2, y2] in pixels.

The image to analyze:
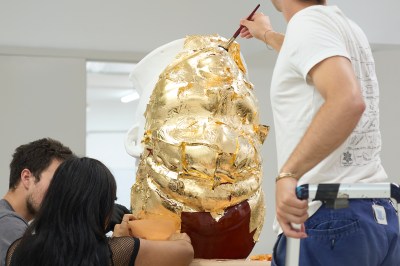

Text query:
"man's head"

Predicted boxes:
[[8, 138, 75, 216]]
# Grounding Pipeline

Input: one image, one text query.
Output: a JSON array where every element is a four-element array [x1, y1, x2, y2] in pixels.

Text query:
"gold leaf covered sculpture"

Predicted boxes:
[[129, 34, 268, 259]]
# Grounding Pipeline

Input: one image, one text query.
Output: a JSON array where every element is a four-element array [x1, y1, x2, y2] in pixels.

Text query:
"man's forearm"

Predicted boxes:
[[264, 31, 285, 52]]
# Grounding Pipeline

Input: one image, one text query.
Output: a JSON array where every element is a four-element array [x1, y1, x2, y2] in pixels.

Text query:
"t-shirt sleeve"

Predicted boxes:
[[0, 215, 27, 266], [285, 9, 350, 81]]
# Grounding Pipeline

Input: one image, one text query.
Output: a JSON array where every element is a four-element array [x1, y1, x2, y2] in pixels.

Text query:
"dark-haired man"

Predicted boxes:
[[240, 0, 399, 265], [0, 138, 131, 265], [0, 138, 75, 265]]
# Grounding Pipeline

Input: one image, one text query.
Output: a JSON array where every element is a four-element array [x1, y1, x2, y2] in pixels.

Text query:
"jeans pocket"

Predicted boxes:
[[306, 218, 360, 238]]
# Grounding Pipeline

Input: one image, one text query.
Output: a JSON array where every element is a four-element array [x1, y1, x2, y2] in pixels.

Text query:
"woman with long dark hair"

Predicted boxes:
[[5, 157, 193, 266]]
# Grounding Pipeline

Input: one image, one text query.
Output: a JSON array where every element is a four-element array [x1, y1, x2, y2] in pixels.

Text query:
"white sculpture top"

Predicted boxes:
[[124, 39, 185, 159]]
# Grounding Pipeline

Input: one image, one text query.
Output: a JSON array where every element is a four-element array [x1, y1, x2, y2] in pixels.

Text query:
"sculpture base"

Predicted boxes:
[[181, 201, 256, 259]]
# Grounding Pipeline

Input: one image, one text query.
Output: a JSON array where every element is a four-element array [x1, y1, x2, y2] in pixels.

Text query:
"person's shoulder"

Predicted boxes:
[[290, 5, 341, 26], [286, 6, 343, 41], [0, 211, 28, 234], [0, 210, 27, 225], [0, 199, 12, 211], [295, 5, 336, 17]]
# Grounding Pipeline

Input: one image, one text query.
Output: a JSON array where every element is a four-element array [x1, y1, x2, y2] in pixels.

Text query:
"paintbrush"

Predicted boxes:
[[220, 4, 261, 51]]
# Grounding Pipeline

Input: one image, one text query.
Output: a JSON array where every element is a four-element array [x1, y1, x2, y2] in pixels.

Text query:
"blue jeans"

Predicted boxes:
[[272, 199, 400, 266]]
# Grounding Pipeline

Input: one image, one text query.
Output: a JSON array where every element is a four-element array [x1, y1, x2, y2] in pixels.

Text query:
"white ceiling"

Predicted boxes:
[[0, 0, 399, 58]]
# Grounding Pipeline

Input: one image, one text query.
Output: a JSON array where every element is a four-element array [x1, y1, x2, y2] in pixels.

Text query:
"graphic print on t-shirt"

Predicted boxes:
[[341, 45, 381, 167]]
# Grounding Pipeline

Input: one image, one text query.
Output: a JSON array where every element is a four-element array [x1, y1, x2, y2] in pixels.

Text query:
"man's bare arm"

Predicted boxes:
[[276, 56, 365, 238], [280, 56, 365, 176]]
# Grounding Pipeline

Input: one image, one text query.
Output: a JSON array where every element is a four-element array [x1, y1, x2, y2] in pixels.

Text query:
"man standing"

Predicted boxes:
[[0, 138, 75, 265], [240, 0, 400, 265]]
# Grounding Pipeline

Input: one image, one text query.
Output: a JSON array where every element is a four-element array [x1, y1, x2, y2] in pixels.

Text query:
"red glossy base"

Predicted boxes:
[[181, 200, 256, 259]]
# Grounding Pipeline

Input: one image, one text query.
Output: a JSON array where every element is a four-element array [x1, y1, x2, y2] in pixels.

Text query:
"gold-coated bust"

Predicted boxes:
[[129, 35, 268, 259]]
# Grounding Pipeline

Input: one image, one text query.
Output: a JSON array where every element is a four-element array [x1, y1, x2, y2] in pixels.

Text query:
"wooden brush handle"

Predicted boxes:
[[232, 4, 261, 38]]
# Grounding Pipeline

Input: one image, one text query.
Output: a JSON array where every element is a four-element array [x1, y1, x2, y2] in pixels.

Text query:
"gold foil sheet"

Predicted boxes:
[[131, 34, 268, 241]]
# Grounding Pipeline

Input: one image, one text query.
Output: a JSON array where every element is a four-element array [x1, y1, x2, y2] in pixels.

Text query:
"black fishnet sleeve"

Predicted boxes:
[[5, 238, 21, 266], [108, 236, 140, 266]]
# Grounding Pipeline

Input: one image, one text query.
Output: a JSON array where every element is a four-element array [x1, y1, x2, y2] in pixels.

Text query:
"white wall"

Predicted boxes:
[[86, 132, 137, 208], [245, 54, 279, 255], [374, 49, 400, 183], [0, 54, 86, 196]]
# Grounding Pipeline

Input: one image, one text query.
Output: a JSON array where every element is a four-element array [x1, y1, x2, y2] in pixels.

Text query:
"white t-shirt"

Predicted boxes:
[[271, 5, 387, 233], [271, 5, 387, 186]]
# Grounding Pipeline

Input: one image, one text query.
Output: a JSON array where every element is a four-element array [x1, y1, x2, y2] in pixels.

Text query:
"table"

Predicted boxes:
[[190, 259, 271, 266]]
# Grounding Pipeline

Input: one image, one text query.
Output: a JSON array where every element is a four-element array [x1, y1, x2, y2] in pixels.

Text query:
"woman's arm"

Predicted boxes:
[[135, 233, 194, 266]]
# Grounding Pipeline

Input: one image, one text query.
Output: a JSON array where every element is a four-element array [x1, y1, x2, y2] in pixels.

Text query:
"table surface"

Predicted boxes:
[[190, 259, 271, 266]]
